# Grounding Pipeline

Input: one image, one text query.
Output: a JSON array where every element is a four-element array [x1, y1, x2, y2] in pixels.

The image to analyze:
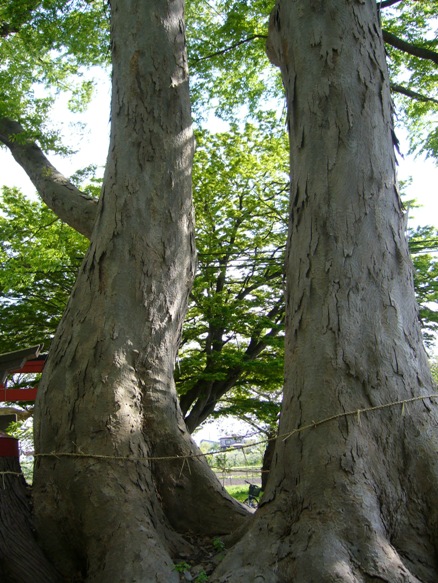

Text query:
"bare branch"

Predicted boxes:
[[391, 83, 438, 104], [378, 0, 403, 9], [0, 118, 97, 239], [383, 29, 438, 65], [193, 35, 268, 63]]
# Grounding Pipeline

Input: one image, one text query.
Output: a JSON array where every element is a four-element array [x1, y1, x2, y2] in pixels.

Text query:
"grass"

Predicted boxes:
[[225, 484, 248, 504]]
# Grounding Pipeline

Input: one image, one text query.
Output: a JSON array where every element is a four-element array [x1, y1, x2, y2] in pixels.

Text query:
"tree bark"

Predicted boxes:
[[0, 454, 60, 583], [0, 118, 97, 239], [213, 1, 438, 581], [33, 2, 246, 581]]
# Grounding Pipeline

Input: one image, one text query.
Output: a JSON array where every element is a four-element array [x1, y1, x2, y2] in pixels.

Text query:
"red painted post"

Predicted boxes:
[[0, 435, 19, 458], [0, 387, 38, 402]]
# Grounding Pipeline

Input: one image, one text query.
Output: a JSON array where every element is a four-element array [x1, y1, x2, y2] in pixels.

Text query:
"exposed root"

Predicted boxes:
[[209, 493, 436, 583]]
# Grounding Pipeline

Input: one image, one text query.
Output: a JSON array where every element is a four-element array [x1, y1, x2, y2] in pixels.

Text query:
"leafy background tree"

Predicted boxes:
[[178, 119, 287, 433], [0, 187, 88, 353], [409, 225, 438, 348], [381, 0, 438, 158], [0, 0, 109, 156]]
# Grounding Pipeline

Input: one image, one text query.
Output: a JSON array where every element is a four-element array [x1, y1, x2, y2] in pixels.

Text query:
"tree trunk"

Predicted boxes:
[[33, 2, 246, 581], [261, 432, 275, 492], [0, 450, 60, 582], [212, 1, 438, 581]]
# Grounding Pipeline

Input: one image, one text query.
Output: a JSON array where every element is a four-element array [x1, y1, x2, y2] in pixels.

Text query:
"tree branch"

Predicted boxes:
[[378, 0, 403, 9], [236, 269, 283, 301], [391, 83, 438, 104], [0, 118, 97, 238], [0, 23, 19, 37], [182, 301, 284, 432], [383, 30, 438, 65], [193, 34, 268, 63]]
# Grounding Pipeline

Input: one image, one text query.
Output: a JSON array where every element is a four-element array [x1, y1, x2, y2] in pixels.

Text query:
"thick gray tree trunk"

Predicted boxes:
[[33, 2, 246, 581], [212, 1, 438, 581]]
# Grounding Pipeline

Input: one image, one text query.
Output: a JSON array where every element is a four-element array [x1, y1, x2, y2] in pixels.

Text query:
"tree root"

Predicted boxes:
[[210, 487, 436, 583]]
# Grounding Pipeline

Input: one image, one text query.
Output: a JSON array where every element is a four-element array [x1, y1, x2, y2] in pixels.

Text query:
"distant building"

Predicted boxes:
[[219, 436, 245, 450]]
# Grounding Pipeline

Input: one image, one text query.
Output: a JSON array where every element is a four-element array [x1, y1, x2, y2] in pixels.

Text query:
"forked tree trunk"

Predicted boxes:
[[33, 2, 246, 581], [212, 1, 438, 581]]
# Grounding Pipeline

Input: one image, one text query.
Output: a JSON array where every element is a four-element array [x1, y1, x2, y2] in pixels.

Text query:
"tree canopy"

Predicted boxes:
[[178, 119, 288, 431], [0, 0, 437, 581], [0, 0, 109, 149]]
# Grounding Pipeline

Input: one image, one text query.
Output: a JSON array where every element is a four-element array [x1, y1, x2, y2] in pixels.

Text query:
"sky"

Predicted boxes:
[[0, 76, 111, 197], [395, 141, 438, 230]]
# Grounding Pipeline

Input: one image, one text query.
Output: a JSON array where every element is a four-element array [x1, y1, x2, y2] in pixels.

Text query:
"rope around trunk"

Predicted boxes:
[[29, 393, 437, 465]]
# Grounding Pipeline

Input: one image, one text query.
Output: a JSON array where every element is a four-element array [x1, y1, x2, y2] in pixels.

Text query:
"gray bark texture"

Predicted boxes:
[[32, 2, 246, 581], [213, 1, 438, 581], [0, 117, 97, 239]]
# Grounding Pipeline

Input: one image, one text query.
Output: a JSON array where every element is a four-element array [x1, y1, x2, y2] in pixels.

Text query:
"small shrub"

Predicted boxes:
[[212, 537, 225, 552], [173, 561, 191, 573]]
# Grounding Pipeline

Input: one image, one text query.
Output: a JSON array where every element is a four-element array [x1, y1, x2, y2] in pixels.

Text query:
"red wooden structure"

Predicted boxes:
[[0, 345, 46, 403], [0, 435, 19, 457]]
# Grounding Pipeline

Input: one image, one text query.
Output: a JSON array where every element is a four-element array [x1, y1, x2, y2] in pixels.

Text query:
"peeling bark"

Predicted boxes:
[[0, 118, 97, 238], [33, 1, 246, 581], [212, 1, 438, 581]]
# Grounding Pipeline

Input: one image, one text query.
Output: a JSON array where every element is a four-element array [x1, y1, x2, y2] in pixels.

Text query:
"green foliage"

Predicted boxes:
[[173, 562, 209, 581], [186, 0, 282, 121], [207, 445, 263, 471], [0, 187, 88, 353], [212, 537, 225, 553], [408, 225, 438, 348], [381, 1, 438, 158], [213, 452, 234, 474], [173, 561, 191, 574], [176, 118, 288, 430], [7, 417, 34, 482], [0, 0, 109, 150]]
